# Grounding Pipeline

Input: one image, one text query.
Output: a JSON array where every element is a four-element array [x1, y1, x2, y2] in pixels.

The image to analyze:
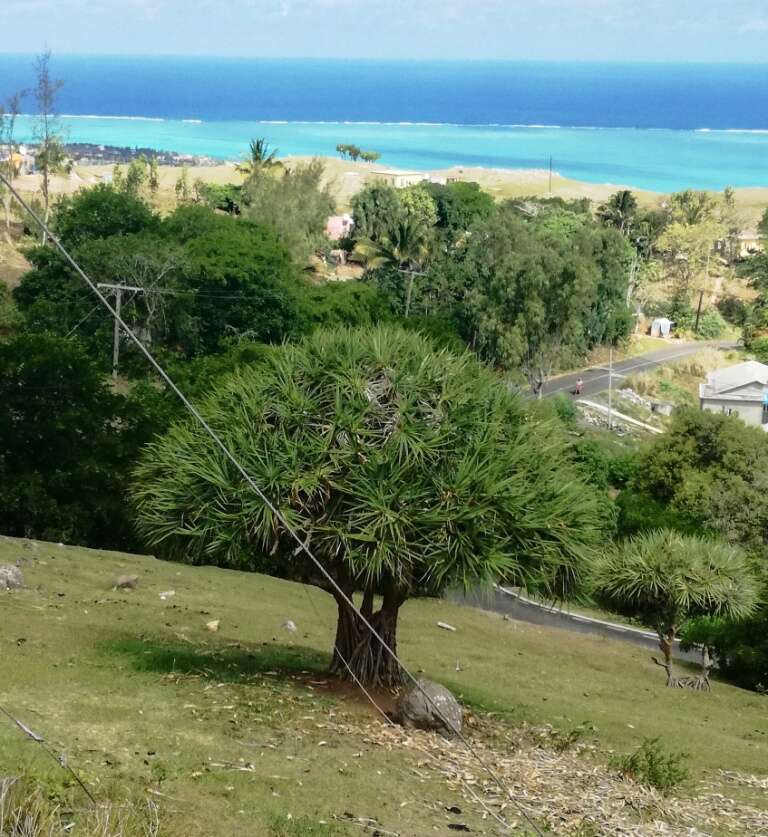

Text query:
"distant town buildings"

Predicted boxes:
[[0, 145, 35, 175], [699, 360, 768, 429]]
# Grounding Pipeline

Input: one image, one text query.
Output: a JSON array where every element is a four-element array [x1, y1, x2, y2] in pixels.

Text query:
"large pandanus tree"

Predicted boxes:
[[593, 530, 759, 691], [131, 327, 607, 687]]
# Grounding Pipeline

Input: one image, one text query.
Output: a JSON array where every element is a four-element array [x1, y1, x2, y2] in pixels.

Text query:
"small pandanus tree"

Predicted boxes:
[[131, 327, 606, 687], [593, 530, 759, 690]]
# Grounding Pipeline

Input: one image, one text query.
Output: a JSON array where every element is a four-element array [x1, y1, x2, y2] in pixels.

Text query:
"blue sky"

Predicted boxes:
[[2, 0, 767, 61]]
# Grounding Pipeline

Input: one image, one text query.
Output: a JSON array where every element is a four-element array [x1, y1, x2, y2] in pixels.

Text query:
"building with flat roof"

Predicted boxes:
[[371, 169, 429, 188]]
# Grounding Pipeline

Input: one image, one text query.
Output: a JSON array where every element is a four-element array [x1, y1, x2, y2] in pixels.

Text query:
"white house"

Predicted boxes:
[[699, 360, 768, 429], [372, 169, 429, 188]]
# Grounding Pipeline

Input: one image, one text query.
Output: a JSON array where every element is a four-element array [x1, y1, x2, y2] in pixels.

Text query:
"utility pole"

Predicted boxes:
[[608, 345, 614, 430], [97, 283, 144, 379], [694, 288, 705, 334]]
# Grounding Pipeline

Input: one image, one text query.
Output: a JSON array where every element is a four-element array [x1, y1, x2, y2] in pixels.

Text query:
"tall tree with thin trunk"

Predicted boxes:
[[33, 49, 66, 244], [593, 530, 759, 691], [597, 190, 638, 236], [0, 90, 25, 240]]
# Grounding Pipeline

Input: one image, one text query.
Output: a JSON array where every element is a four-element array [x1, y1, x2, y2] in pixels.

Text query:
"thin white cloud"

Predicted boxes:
[[740, 18, 768, 32]]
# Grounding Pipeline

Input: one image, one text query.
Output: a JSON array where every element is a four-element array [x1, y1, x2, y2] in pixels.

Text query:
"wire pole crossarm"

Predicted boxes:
[[96, 282, 146, 379], [1, 171, 543, 836]]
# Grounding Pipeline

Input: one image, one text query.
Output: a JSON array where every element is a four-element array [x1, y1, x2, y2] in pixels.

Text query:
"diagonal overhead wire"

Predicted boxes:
[[1, 171, 544, 836]]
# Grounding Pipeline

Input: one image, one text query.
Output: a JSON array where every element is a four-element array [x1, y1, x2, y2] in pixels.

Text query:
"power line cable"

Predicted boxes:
[[0, 704, 96, 805], [64, 302, 103, 337], [1, 172, 543, 836], [298, 585, 515, 832]]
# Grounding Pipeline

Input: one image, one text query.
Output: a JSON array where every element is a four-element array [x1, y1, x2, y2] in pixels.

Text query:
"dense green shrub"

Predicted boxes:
[[53, 183, 159, 247], [615, 490, 697, 538], [614, 738, 689, 792], [696, 308, 727, 339], [550, 392, 578, 427], [0, 334, 165, 548], [14, 201, 305, 363], [682, 608, 768, 693], [300, 281, 391, 330], [717, 295, 748, 326], [749, 336, 768, 364], [573, 439, 638, 490], [629, 408, 768, 555]]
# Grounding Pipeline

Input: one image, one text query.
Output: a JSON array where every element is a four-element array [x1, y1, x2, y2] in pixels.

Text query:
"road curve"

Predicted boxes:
[[453, 585, 700, 663], [541, 340, 738, 399]]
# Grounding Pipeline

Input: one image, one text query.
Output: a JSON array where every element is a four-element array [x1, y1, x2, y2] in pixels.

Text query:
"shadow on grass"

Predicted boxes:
[[104, 637, 331, 683]]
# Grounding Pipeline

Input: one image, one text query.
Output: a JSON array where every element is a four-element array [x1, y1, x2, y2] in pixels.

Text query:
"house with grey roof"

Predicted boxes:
[[699, 360, 768, 429]]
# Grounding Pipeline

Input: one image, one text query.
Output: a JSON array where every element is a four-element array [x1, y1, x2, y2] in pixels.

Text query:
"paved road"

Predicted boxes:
[[541, 340, 737, 399], [453, 586, 700, 663], [452, 341, 732, 663]]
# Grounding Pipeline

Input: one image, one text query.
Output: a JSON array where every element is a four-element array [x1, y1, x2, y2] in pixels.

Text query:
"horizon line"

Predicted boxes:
[[3, 52, 768, 66]]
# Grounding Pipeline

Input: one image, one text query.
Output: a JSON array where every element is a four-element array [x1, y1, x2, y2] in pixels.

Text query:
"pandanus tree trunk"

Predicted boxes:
[[655, 626, 677, 687], [653, 626, 714, 691], [329, 581, 407, 689]]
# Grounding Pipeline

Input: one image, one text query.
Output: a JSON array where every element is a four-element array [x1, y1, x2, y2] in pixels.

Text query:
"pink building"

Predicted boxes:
[[326, 213, 354, 240]]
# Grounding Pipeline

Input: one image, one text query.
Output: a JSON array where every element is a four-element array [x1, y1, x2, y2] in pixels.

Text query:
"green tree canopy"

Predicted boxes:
[[668, 189, 718, 226], [241, 160, 335, 264], [14, 202, 305, 363], [162, 207, 304, 354], [52, 184, 159, 248], [355, 216, 432, 317], [0, 333, 161, 548], [455, 203, 633, 391], [597, 190, 639, 235], [132, 327, 608, 686], [425, 181, 495, 236], [629, 407, 768, 557], [399, 185, 438, 229], [350, 182, 403, 243]]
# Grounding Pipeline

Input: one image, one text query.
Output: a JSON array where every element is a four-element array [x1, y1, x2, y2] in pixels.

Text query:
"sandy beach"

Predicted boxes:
[[9, 155, 768, 224]]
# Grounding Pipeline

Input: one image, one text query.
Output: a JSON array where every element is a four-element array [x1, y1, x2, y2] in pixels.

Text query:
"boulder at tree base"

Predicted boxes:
[[395, 679, 462, 735]]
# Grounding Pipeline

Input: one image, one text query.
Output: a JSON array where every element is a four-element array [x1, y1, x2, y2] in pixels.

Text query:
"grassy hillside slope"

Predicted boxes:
[[1, 535, 766, 835]]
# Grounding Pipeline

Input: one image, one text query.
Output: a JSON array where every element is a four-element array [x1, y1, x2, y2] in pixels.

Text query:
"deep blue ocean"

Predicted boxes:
[[3, 55, 768, 191]]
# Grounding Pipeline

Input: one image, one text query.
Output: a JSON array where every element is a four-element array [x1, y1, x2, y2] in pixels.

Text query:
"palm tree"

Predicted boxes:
[[598, 190, 638, 235], [354, 216, 431, 317], [593, 530, 759, 690], [236, 138, 282, 176]]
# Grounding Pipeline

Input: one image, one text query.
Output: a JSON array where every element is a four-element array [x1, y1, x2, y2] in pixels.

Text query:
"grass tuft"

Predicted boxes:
[[0, 777, 160, 836], [614, 737, 690, 793]]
